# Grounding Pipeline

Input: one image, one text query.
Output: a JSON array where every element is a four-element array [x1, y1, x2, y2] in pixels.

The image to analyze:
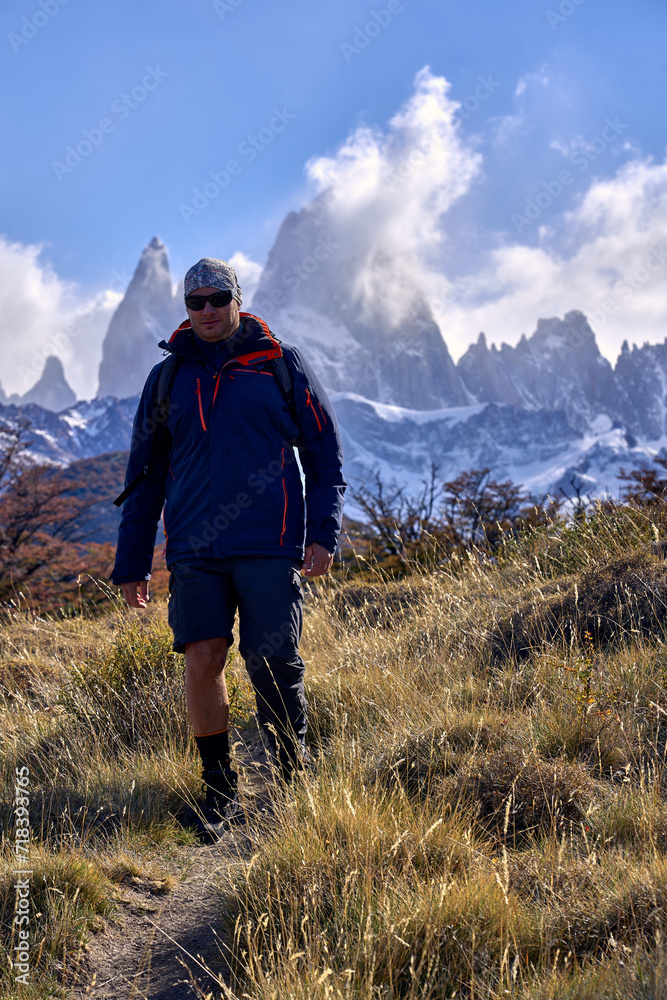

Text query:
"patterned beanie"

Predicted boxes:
[[184, 258, 242, 305]]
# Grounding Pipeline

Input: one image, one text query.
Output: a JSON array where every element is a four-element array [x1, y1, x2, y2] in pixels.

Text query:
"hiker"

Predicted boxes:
[[111, 257, 346, 839]]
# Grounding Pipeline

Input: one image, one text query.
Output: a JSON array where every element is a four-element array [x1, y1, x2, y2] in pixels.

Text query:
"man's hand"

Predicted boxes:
[[120, 581, 149, 608], [301, 542, 334, 578]]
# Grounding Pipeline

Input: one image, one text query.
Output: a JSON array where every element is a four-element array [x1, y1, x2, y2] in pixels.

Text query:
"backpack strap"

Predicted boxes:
[[113, 354, 183, 507], [269, 355, 299, 440]]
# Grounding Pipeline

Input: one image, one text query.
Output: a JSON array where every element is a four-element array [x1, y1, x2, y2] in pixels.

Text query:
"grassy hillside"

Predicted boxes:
[[1, 501, 667, 997]]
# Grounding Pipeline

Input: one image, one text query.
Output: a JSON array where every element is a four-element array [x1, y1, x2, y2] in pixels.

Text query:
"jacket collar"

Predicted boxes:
[[157, 312, 283, 366]]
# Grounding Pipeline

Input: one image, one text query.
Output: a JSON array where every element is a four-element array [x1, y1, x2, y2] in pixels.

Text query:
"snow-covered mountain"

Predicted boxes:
[[3, 227, 666, 511], [334, 393, 652, 504], [251, 200, 469, 410], [0, 397, 136, 465], [97, 236, 180, 398], [0, 377, 657, 513]]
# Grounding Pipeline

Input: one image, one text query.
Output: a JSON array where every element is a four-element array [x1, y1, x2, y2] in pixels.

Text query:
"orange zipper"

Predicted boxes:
[[305, 388, 322, 432], [212, 373, 221, 409], [195, 378, 206, 431], [280, 479, 288, 546]]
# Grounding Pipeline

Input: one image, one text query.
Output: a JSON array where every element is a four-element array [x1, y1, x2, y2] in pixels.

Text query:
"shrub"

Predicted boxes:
[[491, 544, 667, 662]]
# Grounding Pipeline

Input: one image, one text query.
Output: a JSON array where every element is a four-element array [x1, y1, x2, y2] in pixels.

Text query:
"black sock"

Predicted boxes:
[[195, 729, 230, 772]]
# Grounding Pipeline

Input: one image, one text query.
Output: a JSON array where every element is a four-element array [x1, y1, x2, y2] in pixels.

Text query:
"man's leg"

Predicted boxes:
[[168, 562, 239, 833], [185, 637, 232, 772], [233, 558, 308, 780]]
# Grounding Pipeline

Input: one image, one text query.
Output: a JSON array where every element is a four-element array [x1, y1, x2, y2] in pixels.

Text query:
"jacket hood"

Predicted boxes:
[[158, 312, 283, 365]]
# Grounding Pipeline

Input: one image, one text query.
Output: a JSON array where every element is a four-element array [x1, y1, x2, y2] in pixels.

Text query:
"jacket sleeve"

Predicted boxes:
[[110, 364, 170, 584], [286, 347, 346, 553]]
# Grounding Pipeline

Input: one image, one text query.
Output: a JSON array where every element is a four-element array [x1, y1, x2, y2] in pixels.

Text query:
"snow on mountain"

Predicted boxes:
[[457, 311, 667, 442], [251, 201, 468, 410], [97, 236, 180, 398], [457, 311, 634, 434], [614, 339, 667, 439], [2, 220, 665, 513], [335, 392, 657, 506], [0, 397, 136, 465]]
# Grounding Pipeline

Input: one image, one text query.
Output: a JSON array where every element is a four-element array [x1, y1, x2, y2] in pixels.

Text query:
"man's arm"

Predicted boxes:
[[110, 364, 171, 596], [285, 347, 346, 566]]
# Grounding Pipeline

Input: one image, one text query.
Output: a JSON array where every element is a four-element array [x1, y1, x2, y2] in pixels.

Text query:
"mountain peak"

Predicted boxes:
[[251, 200, 468, 408], [20, 355, 77, 412], [97, 239, 179, 398], [459, 312, 628, 433]]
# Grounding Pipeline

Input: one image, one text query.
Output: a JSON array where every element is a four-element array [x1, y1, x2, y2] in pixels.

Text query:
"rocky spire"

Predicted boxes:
[[97, 237, 179, 398], [16, 356, 77, 412]]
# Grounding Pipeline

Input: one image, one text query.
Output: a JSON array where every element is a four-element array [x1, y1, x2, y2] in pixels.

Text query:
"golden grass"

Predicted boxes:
[[220, 505, 667, 999], [0, 596, 253, 995], [1, 504, 667, 997]]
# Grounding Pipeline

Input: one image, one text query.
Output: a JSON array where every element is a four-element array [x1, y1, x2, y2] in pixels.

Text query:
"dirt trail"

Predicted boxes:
[[72, 736, 272, 1000]]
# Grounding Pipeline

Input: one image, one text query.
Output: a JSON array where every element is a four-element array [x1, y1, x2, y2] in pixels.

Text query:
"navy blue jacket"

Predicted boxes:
[[111, 313, 346, 584]]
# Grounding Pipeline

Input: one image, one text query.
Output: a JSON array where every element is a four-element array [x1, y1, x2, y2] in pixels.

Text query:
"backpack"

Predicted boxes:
[[113, 353, 297, 507]]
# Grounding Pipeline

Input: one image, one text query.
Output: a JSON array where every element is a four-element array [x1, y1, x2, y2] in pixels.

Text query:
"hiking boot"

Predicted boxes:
[[192, 767, 239, 843]]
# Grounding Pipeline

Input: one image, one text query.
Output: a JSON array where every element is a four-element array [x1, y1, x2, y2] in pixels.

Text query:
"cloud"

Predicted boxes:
[[229, 251, 263, 305], [429, 155, 667, 361], [302, 66, 482, 325], [0, 236, 120, 400], [514, 69, 550, 98]]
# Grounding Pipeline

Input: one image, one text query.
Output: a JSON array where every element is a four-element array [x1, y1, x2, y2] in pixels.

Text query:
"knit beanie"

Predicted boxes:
[[184, 258, 242, 305]]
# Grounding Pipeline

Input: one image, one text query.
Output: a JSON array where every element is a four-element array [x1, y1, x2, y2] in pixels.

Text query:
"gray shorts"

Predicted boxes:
[[167, 557, 303, 660]]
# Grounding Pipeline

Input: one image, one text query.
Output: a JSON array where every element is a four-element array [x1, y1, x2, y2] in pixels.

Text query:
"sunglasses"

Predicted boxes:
[[184, 290, 234, 310]]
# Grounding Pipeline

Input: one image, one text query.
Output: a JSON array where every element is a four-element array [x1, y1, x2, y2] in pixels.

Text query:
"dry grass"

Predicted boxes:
[[0, 597, 254, 995], [219, 505, 667, 999], [1, 504, 667, 997]]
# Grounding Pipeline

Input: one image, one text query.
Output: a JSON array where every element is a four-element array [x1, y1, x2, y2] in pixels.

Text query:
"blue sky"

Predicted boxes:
[[1, 0, 666, 396]]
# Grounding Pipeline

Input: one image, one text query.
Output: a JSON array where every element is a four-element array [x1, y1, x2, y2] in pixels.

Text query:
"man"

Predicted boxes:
[[111, 257, 346, 840]]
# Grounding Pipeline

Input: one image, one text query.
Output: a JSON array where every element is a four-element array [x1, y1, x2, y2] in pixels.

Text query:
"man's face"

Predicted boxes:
[[186, 286, 240, 342]]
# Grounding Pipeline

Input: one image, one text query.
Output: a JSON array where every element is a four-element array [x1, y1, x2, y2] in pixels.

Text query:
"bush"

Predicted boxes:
[[491, 543, 667, 662], [60, 610, 189, 754]]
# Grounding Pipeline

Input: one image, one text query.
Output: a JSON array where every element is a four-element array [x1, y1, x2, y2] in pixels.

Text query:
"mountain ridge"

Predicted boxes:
[[4, 232, 666, 513]]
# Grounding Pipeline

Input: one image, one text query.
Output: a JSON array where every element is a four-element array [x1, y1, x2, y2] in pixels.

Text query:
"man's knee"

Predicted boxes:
[[185, 637, 229, 680]]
